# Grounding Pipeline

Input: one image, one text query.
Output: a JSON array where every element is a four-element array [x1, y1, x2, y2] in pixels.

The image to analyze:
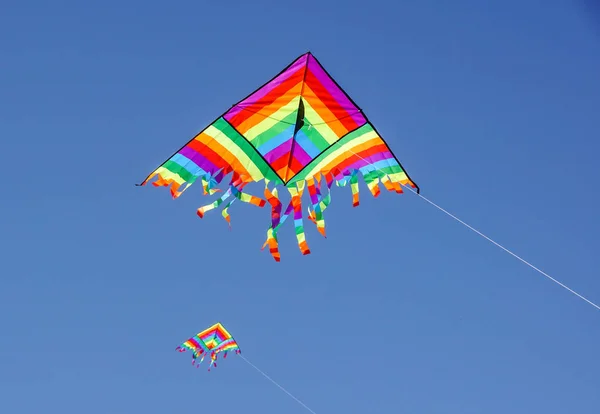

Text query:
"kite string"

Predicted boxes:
[[401, 185, 600, 311], [344, 148, 600, 312], [238, 354, 318, 414]]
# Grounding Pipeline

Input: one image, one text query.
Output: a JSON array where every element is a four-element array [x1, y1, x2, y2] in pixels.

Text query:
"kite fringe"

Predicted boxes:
[[143, 167, 416, 262], [177, 345, 242, 371], [260, 168, 415, 261]]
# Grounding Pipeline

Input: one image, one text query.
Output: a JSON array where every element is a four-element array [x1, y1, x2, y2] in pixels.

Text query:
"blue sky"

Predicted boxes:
[[2, 1, 600, 413]]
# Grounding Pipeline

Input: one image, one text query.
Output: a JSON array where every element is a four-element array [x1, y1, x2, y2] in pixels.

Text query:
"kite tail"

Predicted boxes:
[[207, 352, 218, 371], [363, 170, 382, 198], [197, 352, 206, 368], [262, 198, 295, 262], [141, 162, 227, 199], [350, 171, 360, 207], [290, 182, 310, 256], [231, 184, 266, 208], [220, 183, 266, 227], [381, 175, 402, 193], [197, 187, 233, 218], [264, 183, 282, 228], [221, 198, 236, 228], [259, 167, 414, 261], [306, 173, 333, 237], [197, 175, 266, 225], [262, 182, 311, 261], [335, 169, 361, 207], [201, 176, 221, 195], [143, 152, 417, 262], [184, 348, 205, 368], [306, 176, 326, 238], [144, 170, 193, 199], [262, 183, 283, 261]]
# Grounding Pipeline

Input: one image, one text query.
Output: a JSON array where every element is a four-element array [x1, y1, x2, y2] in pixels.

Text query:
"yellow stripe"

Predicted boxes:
[[300, 129, 379, 178], [198, 322, 233, 340], [245, 96, 301, 142], [154, 167, 186, 184], [215, 323, 232, 338], [202, 124, 264, 182], [303, 84, 349, 138], [302, 99, 339, 144], [388, 171, 410, 182], [235, 82, 302, 134]]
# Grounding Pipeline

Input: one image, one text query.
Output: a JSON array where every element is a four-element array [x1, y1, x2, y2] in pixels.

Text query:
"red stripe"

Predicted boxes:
[[228, 67, 306, 127], [285, 156, 306, 182], [304, 69, 359, 132], [270, 152, 291, 178], [328, 143, 391, 174], [188, 338, 202, 348], [187, 139, 235, 176]]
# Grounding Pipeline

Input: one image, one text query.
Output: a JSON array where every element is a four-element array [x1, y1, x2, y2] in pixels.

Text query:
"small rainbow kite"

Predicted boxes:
[[139, 52, 419, 261], [176, 322, 241, 371]]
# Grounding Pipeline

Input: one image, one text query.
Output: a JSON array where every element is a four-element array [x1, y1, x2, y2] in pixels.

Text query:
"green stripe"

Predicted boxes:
[[249, 111, 297, 148], [288, 123, 377, 185], [377, 164, 403, 175], [161, 117, 283, 185], [163, 159, 199, 183], [303, 123, 330, 151], [213, 118, 283, 184]]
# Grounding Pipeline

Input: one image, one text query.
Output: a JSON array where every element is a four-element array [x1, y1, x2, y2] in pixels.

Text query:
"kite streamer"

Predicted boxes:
[[139, 52, 418, 261]]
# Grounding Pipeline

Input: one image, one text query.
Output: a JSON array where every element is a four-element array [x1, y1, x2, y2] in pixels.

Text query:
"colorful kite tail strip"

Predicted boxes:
[[140, 52, 419, 261]]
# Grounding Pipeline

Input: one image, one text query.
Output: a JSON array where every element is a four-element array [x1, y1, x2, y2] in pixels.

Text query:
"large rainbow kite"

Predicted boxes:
[[139, 52, 419, 261]]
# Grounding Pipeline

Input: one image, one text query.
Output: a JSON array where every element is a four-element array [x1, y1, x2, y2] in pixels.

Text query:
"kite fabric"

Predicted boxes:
[[176, 322, 241, 370], [139, 52, 419, 261]]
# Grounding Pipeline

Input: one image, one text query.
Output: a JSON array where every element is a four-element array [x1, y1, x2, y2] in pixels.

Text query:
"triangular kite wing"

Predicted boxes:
[[140, 52, 419, 260]]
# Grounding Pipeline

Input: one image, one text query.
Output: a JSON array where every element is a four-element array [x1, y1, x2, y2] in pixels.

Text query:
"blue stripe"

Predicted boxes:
[[294, 130, 321, 158], [256, 125, 295, 154], [358, 158, 398, 174], [171, 153, 207, 178]]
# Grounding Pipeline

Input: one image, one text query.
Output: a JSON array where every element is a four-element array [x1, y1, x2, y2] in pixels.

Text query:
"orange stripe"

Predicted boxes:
[[284, 156, 305, 182], [228, 67, 305, 128], [304, 69, 360, 132], [235, 82, 302, 134], [318, 138, 390, 175], [303, 84, 349, 138], [270, 152, 291, 180], [189, 133, 253, 181]]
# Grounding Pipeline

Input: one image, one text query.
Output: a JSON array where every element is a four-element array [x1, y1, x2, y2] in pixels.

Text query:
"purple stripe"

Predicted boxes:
[[179, 146, 220, 174], [290, 141, 313, 167], [357, 150, 393, 165], [307, 55, 366, 126], [264, 138, 293, 164], [224, 54, 309, 121], [264, 137, 313, 167]]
